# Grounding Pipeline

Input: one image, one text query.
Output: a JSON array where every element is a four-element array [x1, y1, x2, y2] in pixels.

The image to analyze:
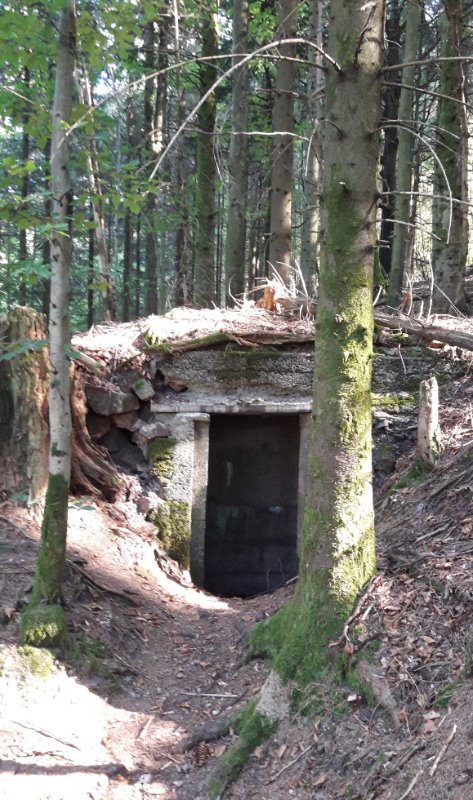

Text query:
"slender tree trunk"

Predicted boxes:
[[268, 0, 297, 286], [18, 67, 30, 306], [172, 0, 191, 306], [76, 64, 114, 320], [432, 0, 469, 312], [194, 4, 218, 307], [379, 0, 401, 278], [135, 214, 142, 317], [21, 1, 76, 647], [388, 0, 421, 306], [224, 0, 249, 304], [143, 19, 158, 315], [42, 138, 52, 317], [300, 0, 323, 286], [87, 202, 94, 328]]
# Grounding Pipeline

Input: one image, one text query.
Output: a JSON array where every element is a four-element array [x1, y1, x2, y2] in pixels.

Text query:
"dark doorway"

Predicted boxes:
[[204, 414, 300, 597]]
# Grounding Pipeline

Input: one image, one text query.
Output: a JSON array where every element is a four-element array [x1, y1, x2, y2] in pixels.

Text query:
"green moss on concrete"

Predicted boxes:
[[208, 700, 276, 800], [151, 500, 190, 567], [148, 438, 176, 483], [20, 603, 66, 647], [19, 645, 54, 678]]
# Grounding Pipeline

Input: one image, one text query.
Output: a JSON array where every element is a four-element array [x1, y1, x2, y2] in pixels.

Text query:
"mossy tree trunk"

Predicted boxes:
[[194, 5, 218, 307], [253, 0, 383, 689], [431, 0, 469, 313], [209, 2, 384, 793], [21, 1, 76, 647], [387, 0, 421, 306]]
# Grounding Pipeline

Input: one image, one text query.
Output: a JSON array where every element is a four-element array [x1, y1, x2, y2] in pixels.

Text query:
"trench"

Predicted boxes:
[[204, 414, 300, 598]]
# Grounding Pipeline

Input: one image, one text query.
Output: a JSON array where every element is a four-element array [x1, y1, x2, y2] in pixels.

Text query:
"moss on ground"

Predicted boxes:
[[19, 645, 54, 678], [371, 392, 416, 411], [207, 700, 276, 800]]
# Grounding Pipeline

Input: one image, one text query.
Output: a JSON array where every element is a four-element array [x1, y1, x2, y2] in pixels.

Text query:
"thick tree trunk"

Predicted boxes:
[[268, 0, 297, 286], [194, 6, 218, 307], [224, 0, 249, 305], [432, 0, 469, 312], [21, 2, 76, 646], [253, 0, 383, 685], [388, 0, 421, 306], [0, 308, 49, 505]]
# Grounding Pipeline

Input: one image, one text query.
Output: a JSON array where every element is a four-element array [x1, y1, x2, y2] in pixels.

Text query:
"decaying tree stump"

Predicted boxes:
[[0, 306, 120, 505], [0, 307, 49, 505], [70, 369, 120, 500]]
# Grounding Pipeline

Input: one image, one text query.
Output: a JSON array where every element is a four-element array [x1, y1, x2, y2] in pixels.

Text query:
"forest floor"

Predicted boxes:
[[2, 345, 473, 800]]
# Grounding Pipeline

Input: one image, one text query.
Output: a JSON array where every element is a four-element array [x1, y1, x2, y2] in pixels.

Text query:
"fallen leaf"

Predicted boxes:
[[277, 744, 287, 760], [422, 719, 436, 734], [314, 773, 327, 787]]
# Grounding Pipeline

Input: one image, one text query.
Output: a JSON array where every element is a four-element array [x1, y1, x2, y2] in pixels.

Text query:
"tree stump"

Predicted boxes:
[[417, 376, 442, 468], [0, 307, 49, 505]]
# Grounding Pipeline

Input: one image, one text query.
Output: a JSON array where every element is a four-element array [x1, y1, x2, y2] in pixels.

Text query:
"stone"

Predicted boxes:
[[133, 420, 170, 441], [85, 384, 140, 416], [113, 411, 139, 430], [131, 377, 155, 401]]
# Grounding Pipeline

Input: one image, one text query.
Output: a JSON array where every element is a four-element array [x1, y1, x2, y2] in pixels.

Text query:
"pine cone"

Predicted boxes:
[[194, 741, 211, 767]]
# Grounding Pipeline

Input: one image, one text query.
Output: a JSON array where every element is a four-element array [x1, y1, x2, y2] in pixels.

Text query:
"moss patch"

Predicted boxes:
[[392, 458, 430, 491], [19, 645, 54, 678], [20, 603, 66, 647], [208, 700, 277, 800], [151, 500, 190, 567], [371, 392, 416, 411], [148, 438, 176, 484]]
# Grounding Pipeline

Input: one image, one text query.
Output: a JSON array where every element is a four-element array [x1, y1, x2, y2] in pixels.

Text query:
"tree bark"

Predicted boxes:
[[194, 5, 218, 307], [268, 0, 297, 286], [388, 0, 422, 306], [300, 0, 323, 287], [76, 63, 114, 320], [21, 1, 76, 646], [224, 0, 249, 305], [143, 19, 158, 315], [431, 0, 469, 313], [252, 0, 383, 686]]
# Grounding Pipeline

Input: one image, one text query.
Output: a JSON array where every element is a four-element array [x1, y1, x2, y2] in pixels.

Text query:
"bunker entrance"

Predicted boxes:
[[204, 414, 300, 597]]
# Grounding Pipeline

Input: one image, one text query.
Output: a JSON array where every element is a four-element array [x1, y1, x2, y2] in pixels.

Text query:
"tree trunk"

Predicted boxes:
[[143, 19, 158, 315], [253, 0, 383, 687], [21, 1, 76, 647], [87, 202, 95, 328], [0, 308, 49, 505], [300, 0, 323, 287], [388, 0, 421, 306], [432, 0, 469, 313], [76, 63, 114, 320], [173, 0, 192, 307], [42, 138, 52, 317], [379, 0, 401, 278], [224, 0, 249, 305], [194, 5, 218, 307], [18, 67, 30, 307], [268, 0, 297, 286]]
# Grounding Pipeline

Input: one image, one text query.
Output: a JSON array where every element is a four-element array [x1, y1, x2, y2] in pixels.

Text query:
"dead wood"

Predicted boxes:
[[374, 310, 473, 351], [70, 369, 121, 500], [181, 717, 233, 752]]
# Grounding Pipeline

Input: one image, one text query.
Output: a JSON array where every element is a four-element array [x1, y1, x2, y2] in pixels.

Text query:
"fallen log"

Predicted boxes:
[[374, 310, 473, 352]]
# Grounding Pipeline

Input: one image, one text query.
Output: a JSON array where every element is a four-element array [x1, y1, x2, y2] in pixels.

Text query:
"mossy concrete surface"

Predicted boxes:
[[151, 500, 190, 567]]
